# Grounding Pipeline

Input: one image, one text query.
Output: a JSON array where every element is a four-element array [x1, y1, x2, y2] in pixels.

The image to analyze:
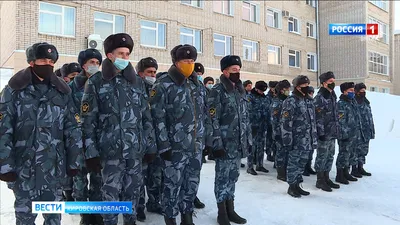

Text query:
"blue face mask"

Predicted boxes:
[[198, 75, 203, 82], [114, 58, 129, 70], [347, 92, 355, 99]]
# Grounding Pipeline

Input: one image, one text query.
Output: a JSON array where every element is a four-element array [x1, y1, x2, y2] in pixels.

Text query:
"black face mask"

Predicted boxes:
[[32, 64, 54, 80], [229, 72, 240, 83], [327, 82, 335, 90], [300, 87, 309, 95], [358, 92, 366, 98]]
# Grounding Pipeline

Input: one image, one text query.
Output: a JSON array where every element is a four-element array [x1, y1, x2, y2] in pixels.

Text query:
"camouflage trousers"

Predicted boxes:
[[214, 157, 241, 203], [274, 141, 288, 169], [336, 139, 357, 169], [247, 132, 266, 168], [101, 159, 142, 225], [138, 156, 163, 211], [265, 133, 275, 157], [314, 140, 336, 172], [72, 167, 102, 201], [357, 140, 370, 164], [63, 177, 73, 191], [162, 151, 202, 218], [13, 188, 63, 225], [286, 149, 310, 185]]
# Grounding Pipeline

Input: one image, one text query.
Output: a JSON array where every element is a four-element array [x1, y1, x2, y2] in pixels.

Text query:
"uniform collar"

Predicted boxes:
[[101, 58, 138, 83], [220, 74, 245, 94], [73, 71, 88, 90]]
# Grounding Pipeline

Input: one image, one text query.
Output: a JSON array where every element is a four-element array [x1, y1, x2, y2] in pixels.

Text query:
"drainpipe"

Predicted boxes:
[[316, 0, 321, 87]]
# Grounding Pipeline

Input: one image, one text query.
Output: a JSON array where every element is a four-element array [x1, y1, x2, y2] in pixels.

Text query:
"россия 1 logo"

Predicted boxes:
[[329, 24, 378, 35]]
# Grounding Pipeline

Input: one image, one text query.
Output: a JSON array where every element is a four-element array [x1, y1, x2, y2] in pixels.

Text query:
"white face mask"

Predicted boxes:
[[206, 84, 213, 89], [145, 76, 156, 84], [86, 65, 99, 76]]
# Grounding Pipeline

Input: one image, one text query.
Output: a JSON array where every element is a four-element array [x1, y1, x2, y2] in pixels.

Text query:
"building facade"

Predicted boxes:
[[393, 33, 400, 95]]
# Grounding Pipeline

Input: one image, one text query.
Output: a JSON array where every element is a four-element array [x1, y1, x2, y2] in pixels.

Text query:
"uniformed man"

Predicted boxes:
[[80, 33, 157, 225], [247, 81, 269, 176], [60, 62, 82, 84], [135, 57, 163, 222], [354, 83, 374, 176], [70, 48, 103, 225], [281, 75, 317, 198], [243, 80, 252, 94], [208, 55, 251, 225], [303, 85, 317, 176], [204, 77, 214, 92], [313, 72, 340, 192], [271, 80, 291, 181], [335, 82, 361, 184], [194, 62, 208, 166], [149, 44, 212, 225], [0, 42, 82, 225], [266, 81, 278, 162]]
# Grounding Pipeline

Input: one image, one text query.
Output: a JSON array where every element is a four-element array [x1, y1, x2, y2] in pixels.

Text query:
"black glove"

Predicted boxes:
[[160, 150, 172, 161], [85, 157, 102, 173], [274, 135, 281, 142], [67, 169, 79, 177], [318, 136, 327, 141], [143, 153, 156, 164], [213, 149, 226, 159], [341, 138, 350, 142], [248, 145, 252, 154], [0, 172, 17, 182], [252, 128, 257, 136]]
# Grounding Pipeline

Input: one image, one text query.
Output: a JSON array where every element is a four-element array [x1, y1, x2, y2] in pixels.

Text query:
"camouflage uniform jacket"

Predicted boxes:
[[270, 94, 287, 140], [208, 75, 252, 159], [355, 96, 375, 140], [337, 94, 363, 141], [80, 59, 156, 161], [248, 88, 269, 133], [281, 89, 318, 150], [313, 87, 339, 140], [0, 68, 82, 191], [69, 71, 91, 110]]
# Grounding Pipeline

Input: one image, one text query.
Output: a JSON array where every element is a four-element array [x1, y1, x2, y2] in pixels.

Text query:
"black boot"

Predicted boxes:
[[202, 155, 206, 164], [324, 171, 340, 189], [147, 204, 163, 215], [180, 212, 194, 225], [302, 168, 310, 176], [137, 207, 146, 222], [276, 167, 286, 182], [62, 190, 74, 201], [351, 165, 362, 178], [79, 214, 91, 225], [217, 201, 231, 225], [194, 196, 205, 209], [267, 154, 274, 162], [164, 216, 177, 225], [316, 172, 332, 192], [123, 221, 136, 225], [344, 167, 358, 181], [358, 163, 372, 176], [91, 214, 104, 225], [296, 183, 310, 196], [305, 161, 317, 175], [226, 200, 247, 224], [246, 167, 257, 175], [287, 184, 301, 198], [240, 163, 245, 168], [335, 168, 349, 185], [208, 152, 215, 161], [255, 166, 269, 173]]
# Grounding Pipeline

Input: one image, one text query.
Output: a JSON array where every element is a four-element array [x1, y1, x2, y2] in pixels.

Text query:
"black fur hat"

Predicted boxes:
[[292, 75, 310, 87], [255, 81, 268, 92], [203, 76, 214, 85], [55, 68, 62, 77], [26, 42, 58, 63], [220, 55, 242, 72], [137, 57, 158, 72], [194, 63, 204, 74], [269, 81, 279, 88], [340, 82, 355, 93], [103, 33, 134, 54], [355, 83, 367, 92], [78, 49, 103, 67], [61, 63, 82, 78], [319, 71, 335, 84], [308, 86, 315, 94], [171, 44, 197, 63], [275, 79, 291, 93]]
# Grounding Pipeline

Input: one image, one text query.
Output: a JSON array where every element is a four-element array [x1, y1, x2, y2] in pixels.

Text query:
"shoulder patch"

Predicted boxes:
[[209, 107, 216, 117], [74, 113, 81, 123], [316, 108, 322, 113], [273, 109, 279, 115], [338, 112, 344, 119], [283, 111, 289, 118], [82, 102, 89, 113], [0, 112, 3, 121], [150, 89, 156, 98]]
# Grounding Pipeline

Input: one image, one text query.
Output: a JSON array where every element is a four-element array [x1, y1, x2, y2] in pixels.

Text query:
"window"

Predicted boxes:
[[289, 49, 301, 68], [213, 0, 234, 15], [181, 0, 203, 8], [140, 20, 166, 48], [242, 40, 259, 61], [180, 27, 202, 53], [381, 88, 390, 93], [266, 8, 282, 29], [38, 2, 75, 36], [94, 12, 125, 40], [288, 17, 300, 34], [370, 87, 378, 92], [242, 1, 260, 23], [368, 51, 388, 75], [307, 53, 317, 71], [368, 17, 388, 44], [369, 0, 388, 11], [307, 22, 316, 38], [306, 0, 316, 7], [214, 33, 232, 56], [268, 45, 281, 65]]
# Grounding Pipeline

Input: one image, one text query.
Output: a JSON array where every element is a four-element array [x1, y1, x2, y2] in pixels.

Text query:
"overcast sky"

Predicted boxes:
[[396, 1, 400, 31]]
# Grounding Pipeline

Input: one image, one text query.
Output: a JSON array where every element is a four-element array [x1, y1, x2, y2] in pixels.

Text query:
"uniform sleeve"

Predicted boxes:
[[203, 89, 213, 147], [248, 96, 258, 130], [0, 86, 16, 174], [80, 78, 100, 159], [207, 87, 224, 151], [64, 95, 83, 170], [337, 101, 349, 140], [280, 98, 294, 147], [314, 95, 325, 137], [270, 102, 280, 139], [142, 92, 157, 155], [149, 82, 171, 154], [369, 105, 375, 139]]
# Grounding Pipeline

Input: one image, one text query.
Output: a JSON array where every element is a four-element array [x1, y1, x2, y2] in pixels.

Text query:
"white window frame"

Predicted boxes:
[[307, 53, 317, 71], [213, 33, 232, 56], [242, 39, 259, 61], [381, 88, 390, 93], [180, 27, 202, 53], [307, 22, 316, 38], [140, 20, 166, 49], [289, 49, 301, 68], [94, 12, 125, 40], [369, 0, 388, 11], [306, 0, 316, 7], [181, 0, 203, 8], [288, 16, 301, 34], [38, 2, 76, 37], [213, 0, 234, 16], [268, 45, 281, 65], [368, 51, 388, 75], [370, 86, 378, 92], [368, 17, 388, 44], [242, 1, 260, 23], [266, 8, 282, 29]]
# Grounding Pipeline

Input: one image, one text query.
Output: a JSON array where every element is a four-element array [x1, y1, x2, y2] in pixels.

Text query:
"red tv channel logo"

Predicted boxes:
[[366, 24, 379, 35]]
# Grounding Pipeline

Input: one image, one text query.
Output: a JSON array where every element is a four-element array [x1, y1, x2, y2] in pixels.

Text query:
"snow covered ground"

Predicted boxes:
[[1, 89, 400, 225]]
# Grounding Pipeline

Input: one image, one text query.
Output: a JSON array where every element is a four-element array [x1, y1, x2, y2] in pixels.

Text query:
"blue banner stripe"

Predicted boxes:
[[329, 24, 366, 35]]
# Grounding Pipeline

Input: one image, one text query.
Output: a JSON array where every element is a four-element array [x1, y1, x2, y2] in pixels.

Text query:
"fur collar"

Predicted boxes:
[[356, 96, 370, 105], [168, 65, 187, 86], [220, 74, 245, 94], [8, 67, 71, 94], [101, 58, 138, 83], [73, 71, 89, 90], [292, 88, 306, 99], [319, 87, 336, 100], [251, 88, 266, 97]]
